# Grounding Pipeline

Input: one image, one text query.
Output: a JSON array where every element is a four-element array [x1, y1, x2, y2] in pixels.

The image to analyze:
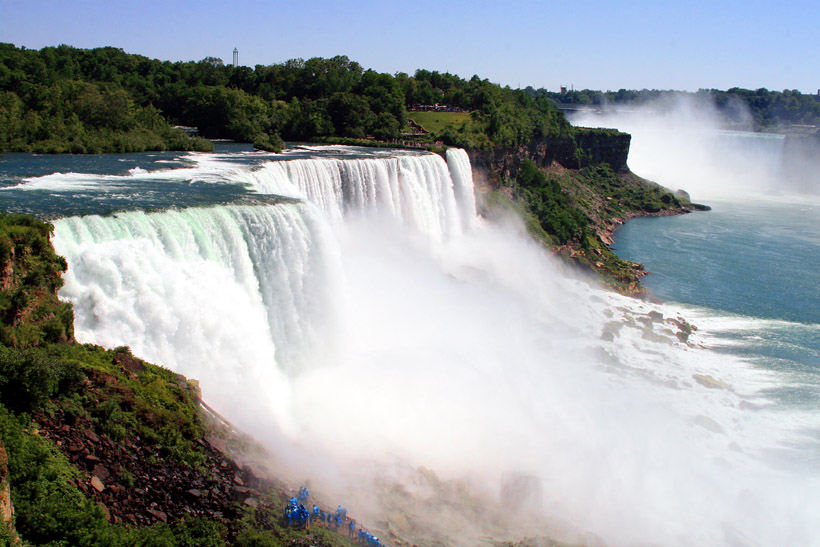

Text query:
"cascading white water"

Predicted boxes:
[[446, 148, 478, 231], [234, 149, 473, 243], [52, 150, 477, 431], [51, 148, 820, 546], [52, 202, 346, 430]]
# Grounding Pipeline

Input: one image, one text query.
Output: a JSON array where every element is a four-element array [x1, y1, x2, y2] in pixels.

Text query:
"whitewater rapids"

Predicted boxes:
[[51, 147, 820, 546]]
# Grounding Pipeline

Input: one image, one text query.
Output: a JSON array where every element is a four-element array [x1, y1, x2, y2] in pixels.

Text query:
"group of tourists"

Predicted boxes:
[[284, 497, 312, 529], [283, 486, 386, 546], [357, 528, 384, 546]]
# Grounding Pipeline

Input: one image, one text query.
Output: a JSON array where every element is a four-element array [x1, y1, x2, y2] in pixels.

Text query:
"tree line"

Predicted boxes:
[[0, 43, 573, 153], [529, 86, 820, 130]]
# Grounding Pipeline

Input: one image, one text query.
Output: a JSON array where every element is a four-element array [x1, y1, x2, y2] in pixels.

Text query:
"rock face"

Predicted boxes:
[[0, 442, 19, 544], [33, 406, 280, 533], [467, 136, 578, 182], [573, 129, 631, 172], [1, 444, 12, 523], [467, 130, 631, 183]]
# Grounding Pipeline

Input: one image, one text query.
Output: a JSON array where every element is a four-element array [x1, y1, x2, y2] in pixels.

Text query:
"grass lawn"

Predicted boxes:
[[406, 111, 471, 133]]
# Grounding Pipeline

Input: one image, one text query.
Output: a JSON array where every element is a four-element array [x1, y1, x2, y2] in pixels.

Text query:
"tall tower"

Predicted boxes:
[[232, 48, 238, 67]]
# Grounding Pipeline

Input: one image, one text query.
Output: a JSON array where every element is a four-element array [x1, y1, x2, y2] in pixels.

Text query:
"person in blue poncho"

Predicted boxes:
[[299, 504, 311, 529]]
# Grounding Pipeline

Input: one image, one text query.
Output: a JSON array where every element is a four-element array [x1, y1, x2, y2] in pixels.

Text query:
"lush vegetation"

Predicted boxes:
[[0, 213, 74, 348], [514, 160, 589, 246], [0, 46, 213, 153], [0, 43, 578, 154], [493, 160, 691, 292], [531, 86, 820, 131]]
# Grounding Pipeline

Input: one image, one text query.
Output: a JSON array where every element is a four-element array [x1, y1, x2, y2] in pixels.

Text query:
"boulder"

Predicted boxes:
[[693, 374, 732, 391]]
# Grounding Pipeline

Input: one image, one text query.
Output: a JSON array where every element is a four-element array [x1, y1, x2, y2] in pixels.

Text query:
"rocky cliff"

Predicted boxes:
[[466, 128, 631, 182], [572, 128, 631, 172], [465, 128, 705, 294]]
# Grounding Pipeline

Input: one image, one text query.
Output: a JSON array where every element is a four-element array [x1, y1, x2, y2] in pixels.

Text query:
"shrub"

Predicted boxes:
[[0, 347, 82, 412]]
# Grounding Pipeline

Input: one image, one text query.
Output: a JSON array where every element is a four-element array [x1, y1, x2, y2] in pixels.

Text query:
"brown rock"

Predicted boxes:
[[693, 374, 732, 391], [204, 435, 227, 454], [92, 464, 110, 481], [99, 502, 111, 521], [146, 508, 167, 522], [0, 443, 13, 529], [90, 476, 105, 492], [84, 429, 99, 443]]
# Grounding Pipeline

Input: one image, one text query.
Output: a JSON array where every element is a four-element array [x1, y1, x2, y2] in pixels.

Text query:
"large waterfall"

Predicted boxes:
[[52, 149, 477, 431], [49, 147, 820, 546]]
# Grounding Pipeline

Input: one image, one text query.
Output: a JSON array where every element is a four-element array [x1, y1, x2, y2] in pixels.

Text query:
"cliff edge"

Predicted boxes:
[[467, 127, 708, 294]]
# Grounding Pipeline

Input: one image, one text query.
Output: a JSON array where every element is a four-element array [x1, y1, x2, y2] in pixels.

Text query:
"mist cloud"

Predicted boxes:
[[568, 93, 820, 200]]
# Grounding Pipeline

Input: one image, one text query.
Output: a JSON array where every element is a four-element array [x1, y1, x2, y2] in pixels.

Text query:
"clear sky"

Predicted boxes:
[[1, 0, 818, 93]]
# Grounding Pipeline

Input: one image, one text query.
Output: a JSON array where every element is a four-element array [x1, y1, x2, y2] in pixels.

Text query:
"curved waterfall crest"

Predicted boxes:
[[235, 149, 477, 241]]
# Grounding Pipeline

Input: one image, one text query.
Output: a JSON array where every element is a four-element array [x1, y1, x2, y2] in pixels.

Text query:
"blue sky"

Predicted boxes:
[[1, 0, 818, 93]]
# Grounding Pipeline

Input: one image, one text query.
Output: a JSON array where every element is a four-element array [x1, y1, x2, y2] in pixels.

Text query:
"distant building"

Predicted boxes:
[[232, 48, 238, 67], [407, 104, 468, 113]]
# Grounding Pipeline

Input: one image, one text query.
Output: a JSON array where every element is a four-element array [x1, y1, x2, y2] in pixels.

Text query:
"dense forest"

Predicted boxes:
[[532, 86, 820, 130], [0, 43, 572, 154]]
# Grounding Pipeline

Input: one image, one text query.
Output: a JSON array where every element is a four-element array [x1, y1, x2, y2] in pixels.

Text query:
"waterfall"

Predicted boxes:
[[234, 150, 476, 242], [446, 148, 478, 231], [52, 203, 346, 426], [51, 149, 478, 431]]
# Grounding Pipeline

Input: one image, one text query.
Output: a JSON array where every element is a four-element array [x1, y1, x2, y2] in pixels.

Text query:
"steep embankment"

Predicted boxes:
[[0, 213, 368, 546], [468, 128, 708, 294]]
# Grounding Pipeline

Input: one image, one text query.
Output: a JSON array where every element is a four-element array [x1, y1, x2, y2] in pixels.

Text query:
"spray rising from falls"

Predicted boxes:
[[52, 148, 820, 546], [569, 95, 820, 200]]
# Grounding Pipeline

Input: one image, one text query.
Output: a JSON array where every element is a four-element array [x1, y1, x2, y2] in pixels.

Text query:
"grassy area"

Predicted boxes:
[[406, 110, 471, 133]]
